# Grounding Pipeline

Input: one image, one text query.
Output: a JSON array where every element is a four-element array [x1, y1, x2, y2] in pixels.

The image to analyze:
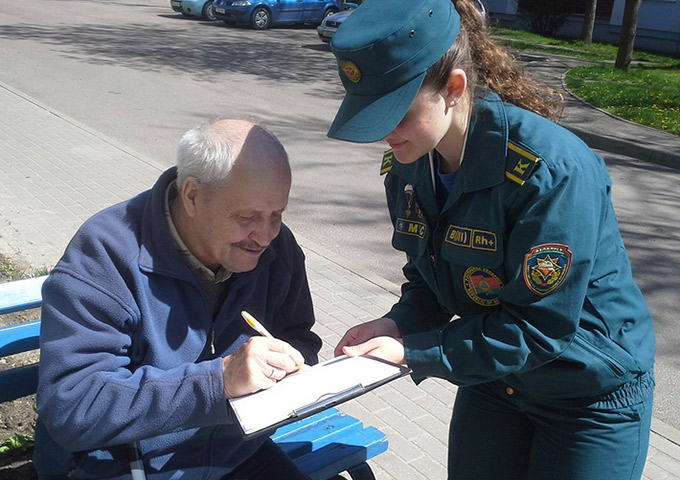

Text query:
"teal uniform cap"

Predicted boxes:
[[327, 0, 460, 143]]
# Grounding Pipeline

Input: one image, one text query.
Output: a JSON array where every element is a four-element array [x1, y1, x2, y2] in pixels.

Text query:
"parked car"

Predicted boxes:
[[171, 0, 217, 20], [213, 0, 350, 30], [316, 8, 352, 43], [317, 0, 486, 43]]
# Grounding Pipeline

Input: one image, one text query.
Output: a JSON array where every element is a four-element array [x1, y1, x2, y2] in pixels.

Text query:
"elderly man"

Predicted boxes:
[[34, 119, 321, 479]]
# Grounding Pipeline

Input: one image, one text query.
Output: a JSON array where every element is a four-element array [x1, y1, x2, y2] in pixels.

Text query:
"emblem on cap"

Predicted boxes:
[[463, 267, 504, 307], [340, 60, 361, 83], [523, 244, 572, 296]]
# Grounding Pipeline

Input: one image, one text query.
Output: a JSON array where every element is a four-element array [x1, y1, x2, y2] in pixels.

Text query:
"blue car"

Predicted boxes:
[[213, 0, 349, 30], [171, 0, 217, 20]]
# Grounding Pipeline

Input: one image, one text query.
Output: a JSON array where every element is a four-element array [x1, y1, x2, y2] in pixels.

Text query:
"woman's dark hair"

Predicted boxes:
[[423, 0, 564, 121]]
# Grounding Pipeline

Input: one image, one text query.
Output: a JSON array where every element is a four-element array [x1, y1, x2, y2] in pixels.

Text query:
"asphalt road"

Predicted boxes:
[[1, 0, 679, 429]]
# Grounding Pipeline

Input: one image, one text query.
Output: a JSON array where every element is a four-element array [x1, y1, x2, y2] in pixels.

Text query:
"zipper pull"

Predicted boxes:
[[210, 329, 216, 355], [430, 253, 438, 272]]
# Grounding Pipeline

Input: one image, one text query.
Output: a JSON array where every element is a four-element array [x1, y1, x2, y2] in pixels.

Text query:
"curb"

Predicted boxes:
[[565, 125, 680, 171], [557, 70, 680, 171], [0, 81, 168, 175]]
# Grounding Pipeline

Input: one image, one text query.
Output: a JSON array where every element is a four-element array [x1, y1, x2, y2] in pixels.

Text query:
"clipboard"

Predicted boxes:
[[228, 355, 411, 438]]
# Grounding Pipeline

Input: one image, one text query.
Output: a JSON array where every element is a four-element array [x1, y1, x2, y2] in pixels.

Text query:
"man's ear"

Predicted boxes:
[[180, 177, 201, 218], [445, 69, 467, 106]]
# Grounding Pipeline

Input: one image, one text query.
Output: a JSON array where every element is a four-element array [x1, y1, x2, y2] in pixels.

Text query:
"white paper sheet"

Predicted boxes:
[[229, 355, 407, 436]]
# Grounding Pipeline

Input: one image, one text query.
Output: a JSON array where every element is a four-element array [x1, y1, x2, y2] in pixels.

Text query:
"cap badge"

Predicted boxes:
[[340, 60, 361, 83]]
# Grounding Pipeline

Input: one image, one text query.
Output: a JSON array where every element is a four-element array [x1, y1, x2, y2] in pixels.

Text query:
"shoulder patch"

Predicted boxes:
[[380, 149, 394, 175], [506, 141, 540, 186], [523, 244, 572, 296]]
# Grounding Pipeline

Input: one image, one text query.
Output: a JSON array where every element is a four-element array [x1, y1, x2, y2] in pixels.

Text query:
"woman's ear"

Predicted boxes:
[[445, 69, 467, 107]]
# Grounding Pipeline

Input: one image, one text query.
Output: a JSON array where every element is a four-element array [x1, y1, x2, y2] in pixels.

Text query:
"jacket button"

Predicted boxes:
[[506, 387, 514, 395]]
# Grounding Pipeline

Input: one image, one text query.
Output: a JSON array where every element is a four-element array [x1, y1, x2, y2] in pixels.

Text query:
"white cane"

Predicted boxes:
[[127, 441, 148, 480]]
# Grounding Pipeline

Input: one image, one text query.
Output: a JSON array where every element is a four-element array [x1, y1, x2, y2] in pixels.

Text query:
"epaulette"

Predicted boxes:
[[380, 149, 394, 175], [506, 141, 540, 186]]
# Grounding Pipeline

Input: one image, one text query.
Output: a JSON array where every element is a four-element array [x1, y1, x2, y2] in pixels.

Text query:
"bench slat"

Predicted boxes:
[[294, 426, 388, 480], [0, 275, 47, 314], [274, 410, 367, 458], [0, 319, 41, 357], [0, 363, 39, 403]]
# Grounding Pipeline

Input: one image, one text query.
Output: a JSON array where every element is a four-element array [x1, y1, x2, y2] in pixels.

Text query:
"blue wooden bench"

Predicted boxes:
[[0, 275, 387, 480]]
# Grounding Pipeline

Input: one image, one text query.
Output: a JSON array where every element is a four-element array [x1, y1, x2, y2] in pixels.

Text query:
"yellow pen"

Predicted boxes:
[[240, 310, 306, 371], [241, 310, 274, 338]]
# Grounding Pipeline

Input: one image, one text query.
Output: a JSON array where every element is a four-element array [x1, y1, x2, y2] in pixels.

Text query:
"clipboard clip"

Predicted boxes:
[[293, 384, 364, 417]]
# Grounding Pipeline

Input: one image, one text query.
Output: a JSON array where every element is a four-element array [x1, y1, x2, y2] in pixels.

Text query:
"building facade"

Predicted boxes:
[[485, 0, 680, 56]]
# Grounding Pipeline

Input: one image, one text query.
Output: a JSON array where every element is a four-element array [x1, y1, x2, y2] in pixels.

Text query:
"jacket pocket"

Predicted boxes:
[[571, 333, 628, 377], [440, 223, 504, 269], [391, 217, 428, 256]]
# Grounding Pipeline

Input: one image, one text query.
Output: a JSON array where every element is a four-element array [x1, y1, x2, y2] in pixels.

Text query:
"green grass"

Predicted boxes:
[[565, 63, 680, 135], [491, 27, 680, 135], [492, 27, 673, 64], [0, 433, 34, 456], [0, 254, 51, 282]]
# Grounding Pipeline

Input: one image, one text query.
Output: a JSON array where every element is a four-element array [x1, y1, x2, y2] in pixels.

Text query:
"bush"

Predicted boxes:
[[517, 0, 570, 37]]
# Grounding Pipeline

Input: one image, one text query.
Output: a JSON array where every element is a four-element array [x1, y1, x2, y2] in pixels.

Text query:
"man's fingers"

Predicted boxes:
[[245, 336, 305, 370]]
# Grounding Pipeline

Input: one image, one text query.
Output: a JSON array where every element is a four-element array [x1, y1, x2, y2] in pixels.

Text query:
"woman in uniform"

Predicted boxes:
[[327, 0, 656, 478]]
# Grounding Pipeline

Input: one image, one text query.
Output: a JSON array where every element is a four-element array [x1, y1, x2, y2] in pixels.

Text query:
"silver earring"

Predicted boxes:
[[449, 99, 458, 107]]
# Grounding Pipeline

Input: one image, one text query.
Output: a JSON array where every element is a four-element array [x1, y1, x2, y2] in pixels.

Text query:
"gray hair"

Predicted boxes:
[[175, 119, 289, 190]]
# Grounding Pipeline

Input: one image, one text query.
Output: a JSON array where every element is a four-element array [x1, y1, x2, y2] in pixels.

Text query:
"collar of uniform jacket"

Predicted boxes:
[[389, 92, 510, 194]]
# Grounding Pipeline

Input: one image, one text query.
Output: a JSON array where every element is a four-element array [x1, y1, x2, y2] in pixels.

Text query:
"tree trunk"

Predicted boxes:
[[579, 0, 598, 43], [615, 0, 643, 72]]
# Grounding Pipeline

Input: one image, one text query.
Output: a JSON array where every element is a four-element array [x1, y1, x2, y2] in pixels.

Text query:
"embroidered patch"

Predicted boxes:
[[380, 150, 394, 175], [463, 267, 504, 306], [340, 60, 361, 83], [506, 142, 539, 186], [445, 225, 497, 252], [523, 244, 572, 296], [396, 218, 427, 239]]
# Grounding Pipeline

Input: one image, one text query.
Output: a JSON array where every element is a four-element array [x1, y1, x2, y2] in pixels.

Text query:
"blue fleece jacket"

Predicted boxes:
[[34, 168, 321, 479]]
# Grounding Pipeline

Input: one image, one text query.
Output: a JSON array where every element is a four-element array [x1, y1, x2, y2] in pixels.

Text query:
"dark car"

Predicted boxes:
[[317, 0, 486, 43], [214, 0, 349, 30]]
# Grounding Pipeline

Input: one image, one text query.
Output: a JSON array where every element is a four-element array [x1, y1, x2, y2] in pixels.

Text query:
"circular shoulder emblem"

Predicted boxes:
[[340, 60, 361, 83], [523, 244, 572, 296], [463, 267, 504, 307]]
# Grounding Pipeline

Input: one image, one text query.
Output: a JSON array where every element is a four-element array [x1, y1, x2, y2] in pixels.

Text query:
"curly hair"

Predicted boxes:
[[423, 0, 564, 121]]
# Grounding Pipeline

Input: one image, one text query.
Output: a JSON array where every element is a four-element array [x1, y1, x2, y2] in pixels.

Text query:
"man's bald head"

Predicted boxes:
[[176, 118, 290, 191]]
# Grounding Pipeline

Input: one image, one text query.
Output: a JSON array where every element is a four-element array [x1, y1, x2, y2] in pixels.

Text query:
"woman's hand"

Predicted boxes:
[[334, 317, 405, 364], [342, 336, 406, 365]]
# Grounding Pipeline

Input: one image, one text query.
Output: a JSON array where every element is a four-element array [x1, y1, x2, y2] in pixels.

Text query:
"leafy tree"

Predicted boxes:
[[517, 0, 570, 37]]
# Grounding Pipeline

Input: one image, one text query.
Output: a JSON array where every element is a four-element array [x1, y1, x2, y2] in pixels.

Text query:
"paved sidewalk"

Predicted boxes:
[[519, 51, 680, 171], [1, 78, 679, 479]]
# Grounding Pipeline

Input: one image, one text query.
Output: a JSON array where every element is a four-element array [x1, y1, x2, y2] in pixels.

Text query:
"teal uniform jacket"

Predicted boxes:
[[382, 92, 655, 399]]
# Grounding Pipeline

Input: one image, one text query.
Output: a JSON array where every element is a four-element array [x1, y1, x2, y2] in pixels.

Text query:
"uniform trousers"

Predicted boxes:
[[448, 371, 655, 480]]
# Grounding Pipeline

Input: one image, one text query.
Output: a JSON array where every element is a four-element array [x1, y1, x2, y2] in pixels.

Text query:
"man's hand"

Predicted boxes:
[[334, 317, 405, 364], [221, 336, 305, 399]]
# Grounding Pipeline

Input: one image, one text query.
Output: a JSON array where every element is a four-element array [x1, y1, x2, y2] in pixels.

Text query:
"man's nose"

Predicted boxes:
[[250, 216, 281, 245]]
